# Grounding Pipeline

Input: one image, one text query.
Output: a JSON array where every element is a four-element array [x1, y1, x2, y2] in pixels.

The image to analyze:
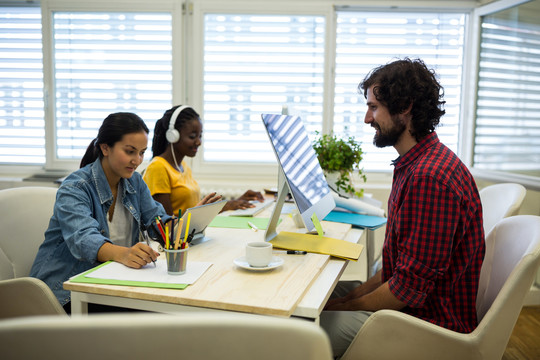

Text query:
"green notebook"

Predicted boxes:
[[70, 261, 188, 290], [209, 216, 280, 230]]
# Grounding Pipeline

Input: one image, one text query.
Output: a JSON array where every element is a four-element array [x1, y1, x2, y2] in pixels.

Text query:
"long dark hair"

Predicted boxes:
[[359, 58, 446, 142], [80, 112, 149, 168], [151, 105, 200, 158]]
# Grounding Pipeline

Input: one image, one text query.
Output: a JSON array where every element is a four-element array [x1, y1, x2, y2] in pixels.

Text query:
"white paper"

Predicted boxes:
[[85, 259, 212, 285]]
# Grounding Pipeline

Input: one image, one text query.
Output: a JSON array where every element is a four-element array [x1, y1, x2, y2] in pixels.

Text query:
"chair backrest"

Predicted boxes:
[[474, 215, 540, 358], [0, 186, 57, 280], [479, 183, 526, 236], [0, 312, 333, 360], [0, 277, 66, 319]]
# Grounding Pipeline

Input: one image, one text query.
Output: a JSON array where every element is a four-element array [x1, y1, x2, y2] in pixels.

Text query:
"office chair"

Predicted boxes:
[[341, 215, 540, 360], [0, 312, 333, 360], [479, 182, 526, 236], [0, 277, 66, 319], [0, 186, 57, 280]]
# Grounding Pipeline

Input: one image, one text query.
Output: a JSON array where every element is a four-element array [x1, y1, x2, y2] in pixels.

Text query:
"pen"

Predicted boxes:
[[286, 250, 307, 255], [247, 221, 259, 232], [140, 228, 157, 267]]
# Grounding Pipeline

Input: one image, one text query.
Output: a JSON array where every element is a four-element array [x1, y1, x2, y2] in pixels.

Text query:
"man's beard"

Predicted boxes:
[[372, 114, 406, 148]]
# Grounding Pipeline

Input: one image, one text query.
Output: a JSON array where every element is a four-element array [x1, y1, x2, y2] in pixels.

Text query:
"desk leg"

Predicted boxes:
[[70, 292, 88, 316], [366, 229, 376, 279]]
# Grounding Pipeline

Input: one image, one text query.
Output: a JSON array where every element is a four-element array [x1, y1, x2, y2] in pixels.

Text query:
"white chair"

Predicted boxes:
[[0, 186, 57, 280], [479, 182, 526, 236], [0, 277, 66, 319], [0, 312, 333, 360], [341, 215, 540, 360]]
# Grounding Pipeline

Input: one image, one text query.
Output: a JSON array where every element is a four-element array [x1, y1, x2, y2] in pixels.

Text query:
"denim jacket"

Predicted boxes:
[[30, 159, 170, 305]]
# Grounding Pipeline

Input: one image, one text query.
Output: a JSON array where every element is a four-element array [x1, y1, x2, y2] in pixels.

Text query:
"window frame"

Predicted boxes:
[[188, 1, 335, 184], [40, 0, 185, 171], [5, 0, 539, 192], [188, 0, 478, 186], [467, 0, 540, 191]]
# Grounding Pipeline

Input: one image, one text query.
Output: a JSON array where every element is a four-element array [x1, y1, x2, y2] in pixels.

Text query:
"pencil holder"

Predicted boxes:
[[164, 247, 188, 275]]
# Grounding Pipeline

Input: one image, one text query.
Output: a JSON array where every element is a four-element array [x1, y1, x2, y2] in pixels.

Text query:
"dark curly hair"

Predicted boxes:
[[151, 105, 201, 158], [359, 58, 446, 142]]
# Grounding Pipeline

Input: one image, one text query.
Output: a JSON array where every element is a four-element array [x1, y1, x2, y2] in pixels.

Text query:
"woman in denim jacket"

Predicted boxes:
[[31, 112, 171, 311]]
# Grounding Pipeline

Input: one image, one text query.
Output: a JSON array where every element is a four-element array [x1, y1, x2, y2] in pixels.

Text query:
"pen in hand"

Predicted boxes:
[[140, 228, 157, 267]]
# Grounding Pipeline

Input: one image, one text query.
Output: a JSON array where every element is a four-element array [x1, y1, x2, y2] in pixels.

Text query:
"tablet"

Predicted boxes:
[[179, 200, 227, 245]]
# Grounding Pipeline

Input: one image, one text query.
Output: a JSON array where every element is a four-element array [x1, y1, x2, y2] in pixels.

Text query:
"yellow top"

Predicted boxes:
[[143, 156, 200, 215]]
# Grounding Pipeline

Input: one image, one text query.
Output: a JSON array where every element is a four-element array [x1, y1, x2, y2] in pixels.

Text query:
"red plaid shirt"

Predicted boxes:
[[382, 132, 485, 333]]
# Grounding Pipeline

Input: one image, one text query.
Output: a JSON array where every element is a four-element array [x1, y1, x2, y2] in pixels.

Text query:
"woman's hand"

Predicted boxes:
[[98, 242, 159, 269], [196, 192, 223, 207], [237, 190, 265, 202], [220, 190, 265, 211], [121, 242, 159, 268], [221, 199, 254, 211]]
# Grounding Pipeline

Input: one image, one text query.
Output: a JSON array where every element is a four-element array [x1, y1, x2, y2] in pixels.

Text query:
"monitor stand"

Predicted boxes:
[[264, 169, 289, 242], [264, 170, 326, 241], [189, 232, 211, 246]]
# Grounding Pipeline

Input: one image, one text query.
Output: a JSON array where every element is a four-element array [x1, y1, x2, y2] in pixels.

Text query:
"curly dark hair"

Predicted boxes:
[[151, 105, 200, 157], [359, 58, 446, 142]]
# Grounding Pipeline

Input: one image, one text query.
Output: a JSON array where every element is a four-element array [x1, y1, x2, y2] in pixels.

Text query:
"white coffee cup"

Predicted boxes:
[[246, 241, 273, 268]]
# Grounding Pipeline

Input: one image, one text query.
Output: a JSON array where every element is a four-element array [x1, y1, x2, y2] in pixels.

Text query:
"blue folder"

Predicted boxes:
[[324, 211, 387, 230]]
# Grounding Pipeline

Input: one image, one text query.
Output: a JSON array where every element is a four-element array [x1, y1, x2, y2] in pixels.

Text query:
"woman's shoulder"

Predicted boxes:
[[146, 156, 171, 170], [61, 165, 92, 187]]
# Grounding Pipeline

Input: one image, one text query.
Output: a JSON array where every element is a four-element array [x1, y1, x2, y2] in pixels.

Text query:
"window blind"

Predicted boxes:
[[202, 14, 325, 163], [53, 11, 173, 160], [0, 6, 45, 165], [334, 11, 466, 171], [474, 12, 540, 174]]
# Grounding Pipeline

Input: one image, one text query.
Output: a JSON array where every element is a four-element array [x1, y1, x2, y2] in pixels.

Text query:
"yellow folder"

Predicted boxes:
[[270, 231, 363, 261]]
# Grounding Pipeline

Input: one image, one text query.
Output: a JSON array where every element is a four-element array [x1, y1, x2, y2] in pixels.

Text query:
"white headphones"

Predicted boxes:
[[165, 105, 192, 143]]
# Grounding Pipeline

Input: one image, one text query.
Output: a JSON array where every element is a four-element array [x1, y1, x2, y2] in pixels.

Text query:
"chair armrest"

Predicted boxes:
[[340, 310, 480, 360]]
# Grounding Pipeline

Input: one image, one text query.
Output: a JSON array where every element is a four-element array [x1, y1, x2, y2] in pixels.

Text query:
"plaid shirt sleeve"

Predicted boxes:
[[387, 174, 461, 308]]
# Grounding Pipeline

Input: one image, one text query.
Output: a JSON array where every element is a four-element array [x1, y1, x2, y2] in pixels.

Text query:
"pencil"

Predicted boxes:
[[165, 226, 170, 250], [182, 212, 191, 248], [155, 218, 167, 246], [174, 218, 184, 250], [170, 217, 175, 250]]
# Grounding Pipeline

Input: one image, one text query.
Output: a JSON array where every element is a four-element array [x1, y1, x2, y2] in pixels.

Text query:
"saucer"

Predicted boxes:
[[233, 256, 284, 271]]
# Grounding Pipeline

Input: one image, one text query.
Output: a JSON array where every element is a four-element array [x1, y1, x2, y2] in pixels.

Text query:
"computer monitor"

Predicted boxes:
[[261, 113, 335, 241]]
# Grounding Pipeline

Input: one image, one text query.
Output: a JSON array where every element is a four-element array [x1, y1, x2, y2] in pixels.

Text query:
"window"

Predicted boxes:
[[202, 13, 326, 163], [474, 0, 540, 176], [52, 11, 173, 160], [200, 9, 466, 171], [0, 6, 44, 165], [334, 10, 466, 171]]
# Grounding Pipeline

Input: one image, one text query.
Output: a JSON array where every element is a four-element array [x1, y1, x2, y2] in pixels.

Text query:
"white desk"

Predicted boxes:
[[65, 214, 363, 321]]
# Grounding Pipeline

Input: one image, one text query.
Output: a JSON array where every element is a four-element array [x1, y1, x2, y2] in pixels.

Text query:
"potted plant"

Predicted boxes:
[[313, 132, 366, 198]]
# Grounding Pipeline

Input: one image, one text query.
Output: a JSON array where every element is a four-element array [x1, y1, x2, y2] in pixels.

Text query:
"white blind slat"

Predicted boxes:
[[203, 14, 325, 162], [334, 12, 465, 172], [475, 11, 540, 174], [0, 7, 45, 165], [53, 11, 173, 159]]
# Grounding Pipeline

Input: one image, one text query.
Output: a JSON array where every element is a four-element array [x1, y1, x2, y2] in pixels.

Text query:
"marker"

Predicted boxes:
[[247, 221, 259, 232], [287, 250, 307, 255]]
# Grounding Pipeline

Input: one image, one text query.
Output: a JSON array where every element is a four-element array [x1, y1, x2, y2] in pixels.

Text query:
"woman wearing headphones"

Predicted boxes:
[[143, 105, 264, 216]]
